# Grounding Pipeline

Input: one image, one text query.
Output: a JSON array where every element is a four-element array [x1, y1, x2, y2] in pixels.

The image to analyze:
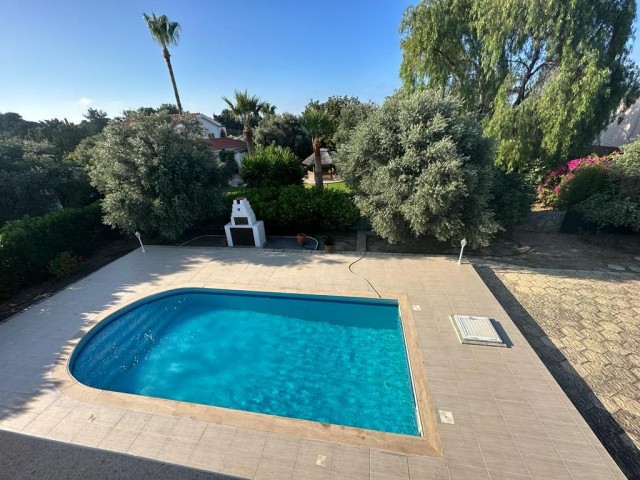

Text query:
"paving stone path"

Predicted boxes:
[[476, 263, 640, 479]]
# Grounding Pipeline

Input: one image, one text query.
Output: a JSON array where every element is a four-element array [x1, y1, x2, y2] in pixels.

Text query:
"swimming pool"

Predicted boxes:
[[70, 288, 420, 436]]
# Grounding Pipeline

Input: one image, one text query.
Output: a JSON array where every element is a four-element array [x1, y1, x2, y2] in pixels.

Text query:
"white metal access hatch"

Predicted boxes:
[[450, 314, 506, 347]]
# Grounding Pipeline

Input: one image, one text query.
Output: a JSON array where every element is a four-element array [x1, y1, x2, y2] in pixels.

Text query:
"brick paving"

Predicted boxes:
[[477, 263, 640, 479]]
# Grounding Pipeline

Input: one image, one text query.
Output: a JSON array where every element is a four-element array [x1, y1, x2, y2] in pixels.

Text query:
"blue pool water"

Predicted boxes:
[[70, 288, 419, 435]]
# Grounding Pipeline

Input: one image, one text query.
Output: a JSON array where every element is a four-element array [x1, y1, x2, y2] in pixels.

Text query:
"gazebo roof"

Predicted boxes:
[[301, 148, 334, 167]]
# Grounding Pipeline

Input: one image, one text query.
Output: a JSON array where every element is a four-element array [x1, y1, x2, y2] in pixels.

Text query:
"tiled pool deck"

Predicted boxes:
[[0, 247, 626, 479]]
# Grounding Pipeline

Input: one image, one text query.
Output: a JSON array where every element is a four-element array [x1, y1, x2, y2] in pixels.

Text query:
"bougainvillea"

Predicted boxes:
[[538, 154, 614, 208]]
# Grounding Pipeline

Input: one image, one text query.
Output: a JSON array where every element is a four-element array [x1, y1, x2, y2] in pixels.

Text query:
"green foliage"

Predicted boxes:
[[219, 149, 239, 179], [254, 113, 312, 159], [213, 109, 244, 136], [400, 0, 640, 171], [0, 137, 96, 224], [0, 112, 38, 138], [335, 89, 498, 247], [229, 186, 358, 233], [48, 251, 84, 278], [612, 139, 640, 203], [574, 140, 640, 231], [306, 96, 376, 150], [0, 203, 109, 299], [86, 113, 226, 241], [491, 170, 535, 230], [240, 145, 303, 188], [576, 194, 640, 232], [557, 163, 611, 209]]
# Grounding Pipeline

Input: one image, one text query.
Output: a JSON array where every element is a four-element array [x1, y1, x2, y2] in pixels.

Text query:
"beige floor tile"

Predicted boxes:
[[127, 431, 169, 459], [71, 422, 112, 447], [158, 436, 198, 464], [98, 426, 141, 452], [171, 417, 207, 441], [142, 415, 179, 436], [370, 450, 409, 479], [523, 454, 572, 479], [189, 440, 229, 470]]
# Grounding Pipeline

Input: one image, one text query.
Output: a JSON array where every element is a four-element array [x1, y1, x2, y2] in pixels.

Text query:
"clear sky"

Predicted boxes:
[[2, 0, 640, 123], [1, 0, 414, 122]]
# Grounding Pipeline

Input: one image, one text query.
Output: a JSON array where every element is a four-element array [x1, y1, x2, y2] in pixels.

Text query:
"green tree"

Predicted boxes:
[[335, 89, 499, 247], [143, 13, 184, 114], [240, 145, 303, 188], [86, 113, 225, 241], [213, 109, 244, 136], [0, 112, 37, 138], [300, 108, 332, 189], [400, 0, 640, 170], [0, 138, 94, 224], [306, 96, 375, 149], [254, 113, 312, 159], [221, 90, 267, 155]]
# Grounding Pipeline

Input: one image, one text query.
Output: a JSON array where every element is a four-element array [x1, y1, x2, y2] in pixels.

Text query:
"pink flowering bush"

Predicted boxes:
[[538, 154, 614, 208]]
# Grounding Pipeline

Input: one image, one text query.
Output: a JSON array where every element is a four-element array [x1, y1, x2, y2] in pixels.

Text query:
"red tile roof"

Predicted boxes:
[[210, 138, 247, 151]]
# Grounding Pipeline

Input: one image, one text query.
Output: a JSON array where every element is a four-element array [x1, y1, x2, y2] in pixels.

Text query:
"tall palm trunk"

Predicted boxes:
[[313, 137, 323, 189], [162, 47, 183, 114], [244, 123, 254, 155]]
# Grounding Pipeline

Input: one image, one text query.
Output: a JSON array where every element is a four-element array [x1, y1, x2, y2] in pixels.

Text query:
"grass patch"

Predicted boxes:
[[304, 181, 350, 192]]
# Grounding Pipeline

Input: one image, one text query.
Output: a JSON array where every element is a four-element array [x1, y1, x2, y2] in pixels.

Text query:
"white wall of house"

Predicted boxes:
[[234, 152, 245, 167], [595, 100, 640, 148], [196, 114, 227, 138]]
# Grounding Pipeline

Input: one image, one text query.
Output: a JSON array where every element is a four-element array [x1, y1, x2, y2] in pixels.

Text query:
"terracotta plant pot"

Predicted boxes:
[[324, 244, 335, 253], [296, 233, 306, 246]]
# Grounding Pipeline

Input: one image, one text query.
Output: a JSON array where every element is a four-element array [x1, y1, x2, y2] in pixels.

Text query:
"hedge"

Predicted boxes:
[[0, 202, 112, 299], [227, 185, 359, 234]]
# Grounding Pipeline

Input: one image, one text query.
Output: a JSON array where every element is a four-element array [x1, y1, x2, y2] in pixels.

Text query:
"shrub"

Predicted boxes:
[[556, 162, 610, 209], [537, 155, 611, 208], [219, 149, 238, 178], [240, 145, 304, 188], [335, 89, 498, 247], [228, 185, 358, 233], [575, 194, 640, 232], [86, 113, 226, 241], [48, 251, 84, 278], [491, 170, 535, 230], [573, 140, 640, 232], [0, 203, 111, 299]]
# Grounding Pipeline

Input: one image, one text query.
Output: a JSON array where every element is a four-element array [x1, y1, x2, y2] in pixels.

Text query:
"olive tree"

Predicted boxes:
[[335, 90, 499, 247], [86, 113, 225, 241]]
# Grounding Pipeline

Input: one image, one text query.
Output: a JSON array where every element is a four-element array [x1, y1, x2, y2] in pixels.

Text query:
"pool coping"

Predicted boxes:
[[51, 283, 443, 457]]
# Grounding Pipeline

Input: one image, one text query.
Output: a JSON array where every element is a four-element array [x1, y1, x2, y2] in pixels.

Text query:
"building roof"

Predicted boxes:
[[210, 137, 247, 151], [196, 113, 224, 127], [301, 148, 334, 167]]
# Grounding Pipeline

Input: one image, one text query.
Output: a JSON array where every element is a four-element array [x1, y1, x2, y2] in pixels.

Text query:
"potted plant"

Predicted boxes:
[[296, 233, 306, 246], [323, 235, 335, 253]]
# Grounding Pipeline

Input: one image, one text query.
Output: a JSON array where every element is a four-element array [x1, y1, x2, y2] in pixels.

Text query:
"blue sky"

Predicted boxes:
[[2, 0, 640, 123]]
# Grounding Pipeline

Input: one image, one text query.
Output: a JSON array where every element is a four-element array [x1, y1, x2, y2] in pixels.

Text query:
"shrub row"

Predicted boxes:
[[0, 202, 112, 299], [228, 185, 359, 234]]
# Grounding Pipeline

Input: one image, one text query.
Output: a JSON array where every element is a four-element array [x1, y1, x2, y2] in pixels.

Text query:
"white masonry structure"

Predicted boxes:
[[224, 197, 266, 247]]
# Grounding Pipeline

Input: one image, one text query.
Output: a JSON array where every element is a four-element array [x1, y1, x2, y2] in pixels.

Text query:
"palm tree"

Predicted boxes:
[[143, 13, 183, 114], [300, 108, 331, 189], [221, 90, 266, 155]]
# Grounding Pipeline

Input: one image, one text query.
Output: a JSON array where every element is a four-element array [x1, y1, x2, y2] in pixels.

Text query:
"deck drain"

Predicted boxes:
[[438, 410, 454, 424], [450, 314, 506, 347], [411, 305, 421, 311], [316, 455, 327, 467]]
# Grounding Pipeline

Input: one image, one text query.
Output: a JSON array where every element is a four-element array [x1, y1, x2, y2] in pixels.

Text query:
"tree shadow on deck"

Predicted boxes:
[[476, 266, 640, 480]]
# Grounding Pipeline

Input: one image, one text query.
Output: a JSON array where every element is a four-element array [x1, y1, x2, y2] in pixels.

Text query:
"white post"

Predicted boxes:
[[135, 231, 146, 253], [457, 238, 467, 264]]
